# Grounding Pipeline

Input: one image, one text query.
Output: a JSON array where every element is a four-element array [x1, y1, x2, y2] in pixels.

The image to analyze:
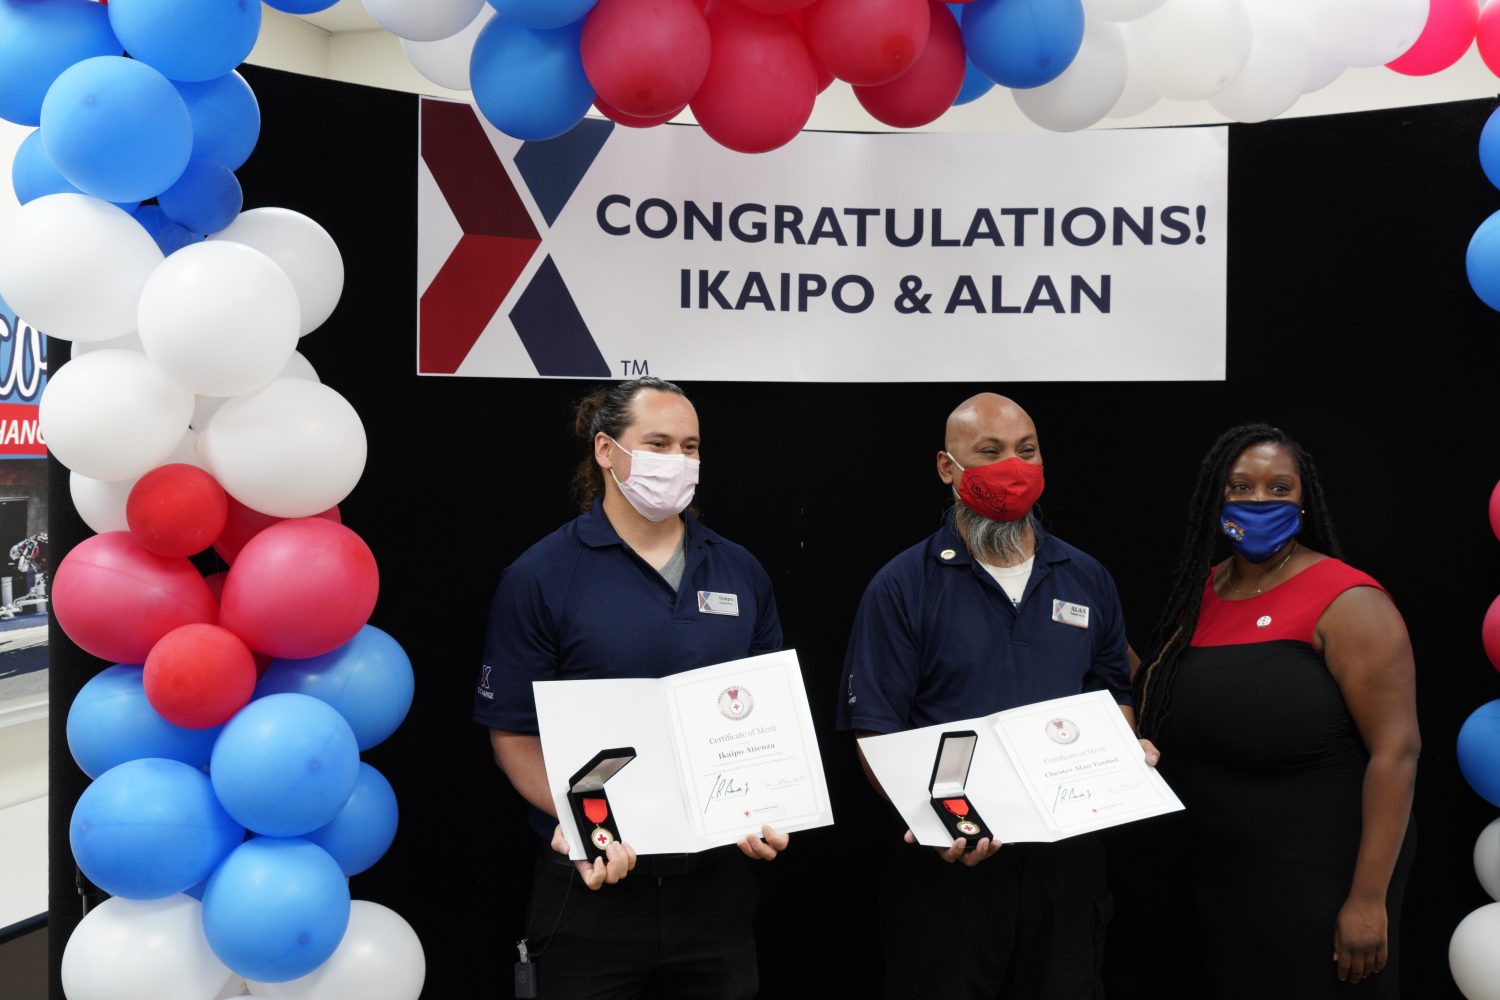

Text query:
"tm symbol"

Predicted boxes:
[[619, 359, 650, 377]]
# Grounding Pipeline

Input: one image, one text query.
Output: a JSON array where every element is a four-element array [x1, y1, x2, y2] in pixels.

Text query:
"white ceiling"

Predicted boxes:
[[293, 0, 382, 34]]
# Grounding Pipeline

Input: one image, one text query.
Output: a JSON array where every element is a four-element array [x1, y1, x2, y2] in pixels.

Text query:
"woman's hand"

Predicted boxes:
[[1333, 895, 1388, 984], [737, 824, 789, 860], [904, 828, 1003, 866], [552, 824, 637, 890], [1139, 739, 1161, 766]]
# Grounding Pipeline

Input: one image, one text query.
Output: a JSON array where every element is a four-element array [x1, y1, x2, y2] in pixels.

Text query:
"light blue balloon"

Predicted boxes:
[[257, 625, 415, 751], [70, 757, 244, 899], [961, 0, 1084, 90], [133, 204, 203, 256], [304, 762, 399, 876], [40, 55, 192, 202], [1466, 210, 1500, 312], [66, 664, 220, 779], [488, 0, 597, 30], [471, 16, 593, 142], [1459, 699, 1500, 807], [203, 838, 351, 982], [211, 693, 361, 837], [176, 71, 260, 171], [0, 0, 122, 127], [158, 159, 242, 235], [107, 0, 261, 83]]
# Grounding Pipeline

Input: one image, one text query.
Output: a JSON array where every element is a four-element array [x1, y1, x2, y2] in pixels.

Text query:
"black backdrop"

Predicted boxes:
[[44, 68, 1500, 998]]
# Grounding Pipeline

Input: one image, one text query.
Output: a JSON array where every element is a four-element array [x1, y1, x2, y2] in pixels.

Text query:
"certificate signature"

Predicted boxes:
[[704, 773, 752, 815]]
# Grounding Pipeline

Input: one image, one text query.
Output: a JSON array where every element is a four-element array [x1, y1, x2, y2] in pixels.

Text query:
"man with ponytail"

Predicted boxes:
[[836, 392, 1137, 1000]]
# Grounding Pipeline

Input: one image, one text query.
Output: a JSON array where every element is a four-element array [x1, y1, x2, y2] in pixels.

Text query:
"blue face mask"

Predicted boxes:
[[1219, 501, 1301, 563]]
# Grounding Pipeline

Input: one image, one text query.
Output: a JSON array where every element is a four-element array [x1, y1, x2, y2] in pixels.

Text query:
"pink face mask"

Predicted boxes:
[[609, 437, 699, 522]]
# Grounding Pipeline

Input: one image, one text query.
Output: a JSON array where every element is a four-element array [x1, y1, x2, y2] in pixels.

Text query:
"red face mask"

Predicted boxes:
[[947, 454, 1045, 522]]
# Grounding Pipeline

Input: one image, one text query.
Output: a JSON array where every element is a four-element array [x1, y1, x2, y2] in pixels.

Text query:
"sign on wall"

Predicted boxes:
[[417, 99, 1227, 383], [0, 297, 45, 460]]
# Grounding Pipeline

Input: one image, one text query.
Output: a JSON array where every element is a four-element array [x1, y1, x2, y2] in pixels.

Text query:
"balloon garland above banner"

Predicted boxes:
[[377, 0, 1466, 146], [0, 0, 424, 997]]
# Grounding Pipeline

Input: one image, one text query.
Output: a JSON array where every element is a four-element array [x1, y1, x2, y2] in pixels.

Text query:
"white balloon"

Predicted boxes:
[[72, 331, 144, 358], [1209, 4, 1309, 123], [138, 242, 300, 398], [1302, 38, 1344, 93], [1308, 0, 1426, 68], [190, 351, 319, 431], [248, 902, 426, 1000], [1134, 0, 1253, 101], [41, 350, 193, 482], [61, 895, 232, 1000], [1014, 19, 1128, 132], [1083, 0, 1167, 22], [0, 195, 162, 343], [1477, 817, 1500, 902], [1107, 27, 1160, 119], [402, 7, 492, 91], [69, 471, 134, 534], [211, 209, 345, 336], [1451, 902, 1500, 1000], [200, 378, 367, 518], [362, 0, 484, 42]]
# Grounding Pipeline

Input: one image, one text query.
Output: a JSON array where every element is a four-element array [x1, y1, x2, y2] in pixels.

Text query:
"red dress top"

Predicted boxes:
[[1190, 556, 1385, 649]]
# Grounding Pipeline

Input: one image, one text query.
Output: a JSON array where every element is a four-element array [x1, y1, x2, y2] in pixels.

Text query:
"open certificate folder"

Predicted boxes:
[[858, 690, 1184, 847], [534, 650, 835, 859]]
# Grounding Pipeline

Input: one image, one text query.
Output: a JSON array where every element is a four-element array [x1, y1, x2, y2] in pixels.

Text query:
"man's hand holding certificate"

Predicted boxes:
[[860, 690, 1183, 847], [535, 650, 835, 859]]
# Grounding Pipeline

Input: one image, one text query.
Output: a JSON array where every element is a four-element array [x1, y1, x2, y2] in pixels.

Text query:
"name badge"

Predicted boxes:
[[1052, 600, 1090, 629], [697, 592, 740, 617]]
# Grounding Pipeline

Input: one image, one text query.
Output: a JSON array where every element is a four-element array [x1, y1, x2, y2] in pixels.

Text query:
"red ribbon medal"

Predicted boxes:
[[942, 798, 970, 818], [583, 798, 609, 824]]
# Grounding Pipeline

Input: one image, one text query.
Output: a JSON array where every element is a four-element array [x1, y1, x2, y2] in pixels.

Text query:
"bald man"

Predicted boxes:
[[836, 394, 1135, 1000]]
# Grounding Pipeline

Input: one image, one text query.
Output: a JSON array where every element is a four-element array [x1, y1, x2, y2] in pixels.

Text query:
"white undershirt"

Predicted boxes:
[[979, 555, 1034, 607]]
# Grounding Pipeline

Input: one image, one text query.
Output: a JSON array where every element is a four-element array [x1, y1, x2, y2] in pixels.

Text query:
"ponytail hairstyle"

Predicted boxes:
[[1133, 423, 1342, 739], [569, 377, 688, 511]]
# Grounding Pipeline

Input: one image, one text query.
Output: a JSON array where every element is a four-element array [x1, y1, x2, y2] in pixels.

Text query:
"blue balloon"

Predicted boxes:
[[265, 0, 339, 12], [203, 838, 351, 982], [133, 205, 204, 256], [953, 58, 995, 106], [487, 0, 597, 30], [471, 16, 594, 142], [1467, 210, 1500, 312], [211, 693, 361, 837], [304, 763, 399, 876], [107, 0, 262, 83], [66, 664, 220, 779], [40, 56, 192, 203], [1459, 699, 1500, 808], [158, 159, 242, 235], [257, 626, 415, 751], [0, 0, 122, 127], [1481, 105, 1500, 193], [70, 758, 244, 899], [961, 0, 1084, 90], [176, 72, 260, 171]]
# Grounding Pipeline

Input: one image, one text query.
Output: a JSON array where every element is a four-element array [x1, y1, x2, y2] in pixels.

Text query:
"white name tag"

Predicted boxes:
[[697, 592, 740, 616], [1052, 600, 1090, 629]]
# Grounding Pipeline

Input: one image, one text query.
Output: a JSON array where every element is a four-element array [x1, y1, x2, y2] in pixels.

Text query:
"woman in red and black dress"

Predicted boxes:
[[1134, 424, 1418, 997]]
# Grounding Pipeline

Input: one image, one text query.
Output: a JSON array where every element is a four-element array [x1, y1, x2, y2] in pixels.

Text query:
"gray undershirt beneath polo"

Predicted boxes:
[[657, 535, 687, 591]]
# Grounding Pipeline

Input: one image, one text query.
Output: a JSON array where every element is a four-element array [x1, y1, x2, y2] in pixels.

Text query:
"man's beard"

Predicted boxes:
[[954, 500, 1037, 566]]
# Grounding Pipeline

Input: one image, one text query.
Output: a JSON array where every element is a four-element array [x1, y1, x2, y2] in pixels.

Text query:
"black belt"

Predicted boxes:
[[544, 845, 733, 878]]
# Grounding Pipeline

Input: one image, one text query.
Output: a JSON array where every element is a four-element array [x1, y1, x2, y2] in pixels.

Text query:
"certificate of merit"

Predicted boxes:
[[858, 690, 1183, 847], [534, 650, 835, 859]]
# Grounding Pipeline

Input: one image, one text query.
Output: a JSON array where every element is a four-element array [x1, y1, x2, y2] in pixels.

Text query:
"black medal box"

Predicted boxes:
[[566, 747, 636, 861], [928, 730, 991, 851]]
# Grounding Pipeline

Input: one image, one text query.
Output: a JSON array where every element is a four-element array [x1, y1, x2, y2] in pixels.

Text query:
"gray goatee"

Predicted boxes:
[[954, 500, 1038, 566]]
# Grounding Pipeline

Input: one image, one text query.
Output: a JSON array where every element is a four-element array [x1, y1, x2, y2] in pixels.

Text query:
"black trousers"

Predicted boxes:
[[525, 848, 760, 1000], [878, 834, 1112, 1000]]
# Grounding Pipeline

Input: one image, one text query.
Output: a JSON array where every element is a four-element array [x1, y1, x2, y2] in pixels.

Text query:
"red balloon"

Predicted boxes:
[[802, 0, 930, 86], [214, 496, 341, 565], [203, 570, 226, 603], [692, 1, 818, 153], [143, 624, 257, 729], [739, 0, 816, 11], [593, 95, 685, 127], [126, 463, 229, 558], [53, 533, 218, 663], [1479, 1, 1500, 76], [785, 8, 836, 92], [582, 0, 711, 118], [853, 1, 963, 128], [1490, 479, 1500, 543], [219, 518, 379, 659], [1486, 593, 1500, 672], [1388, 0, 1478, 76]]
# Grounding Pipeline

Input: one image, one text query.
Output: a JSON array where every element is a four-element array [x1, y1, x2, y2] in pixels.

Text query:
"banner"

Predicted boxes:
[[417, 100, 1227, 383], [0, 296, 46, 459]]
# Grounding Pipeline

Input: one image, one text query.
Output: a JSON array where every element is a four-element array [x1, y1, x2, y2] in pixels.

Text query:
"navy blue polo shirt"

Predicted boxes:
[[837, 517, 1130, 735], [475, 499, 781, 733]]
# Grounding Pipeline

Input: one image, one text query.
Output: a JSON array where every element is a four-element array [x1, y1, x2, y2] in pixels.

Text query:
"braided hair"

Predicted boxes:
[[1133, 423, 1343, 739], [569, 376, 688, 511]]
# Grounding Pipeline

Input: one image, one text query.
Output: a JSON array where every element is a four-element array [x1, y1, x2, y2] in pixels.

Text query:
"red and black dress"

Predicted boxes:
[[1155, 557, 1415, 998]]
